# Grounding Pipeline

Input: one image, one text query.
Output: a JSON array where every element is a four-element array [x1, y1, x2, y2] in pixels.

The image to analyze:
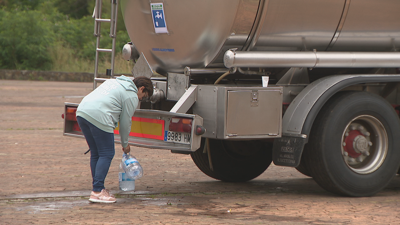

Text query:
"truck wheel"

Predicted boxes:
[[304, 91, 400, 196], [191, 138, 272, 182]]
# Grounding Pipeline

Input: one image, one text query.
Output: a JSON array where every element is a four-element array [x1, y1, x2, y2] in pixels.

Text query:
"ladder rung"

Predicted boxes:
[[97, 48, 112, 52], [95, 18, 111, 22]]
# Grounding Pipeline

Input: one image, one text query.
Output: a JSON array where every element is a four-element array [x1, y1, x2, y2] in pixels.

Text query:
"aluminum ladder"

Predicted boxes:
[[93, 0, 119, 89]]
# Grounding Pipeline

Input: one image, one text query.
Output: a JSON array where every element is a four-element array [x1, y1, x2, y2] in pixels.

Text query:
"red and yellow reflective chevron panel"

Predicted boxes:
[[114, 117, 165, 140]]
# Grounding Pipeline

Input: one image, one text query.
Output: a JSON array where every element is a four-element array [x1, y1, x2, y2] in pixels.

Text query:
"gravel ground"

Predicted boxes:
[[1, 80, 400, 224]]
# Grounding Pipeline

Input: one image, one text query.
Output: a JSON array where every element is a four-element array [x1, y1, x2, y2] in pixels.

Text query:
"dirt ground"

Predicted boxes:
[[1, 80, 400, 224]]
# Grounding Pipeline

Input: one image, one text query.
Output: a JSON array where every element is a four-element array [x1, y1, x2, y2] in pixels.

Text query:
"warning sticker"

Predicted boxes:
[[151, 3, 168, 34]]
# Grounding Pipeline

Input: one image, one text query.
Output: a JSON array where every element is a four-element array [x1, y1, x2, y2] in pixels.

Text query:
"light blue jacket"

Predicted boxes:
[[76, 76, 139, 148]]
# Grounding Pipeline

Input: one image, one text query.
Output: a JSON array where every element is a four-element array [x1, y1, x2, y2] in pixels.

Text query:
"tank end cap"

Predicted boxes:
[[224, 49, 237, 68]]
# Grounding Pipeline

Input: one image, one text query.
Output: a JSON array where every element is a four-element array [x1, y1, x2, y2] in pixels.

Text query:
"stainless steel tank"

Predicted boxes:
[[120, 0, 400, 73]]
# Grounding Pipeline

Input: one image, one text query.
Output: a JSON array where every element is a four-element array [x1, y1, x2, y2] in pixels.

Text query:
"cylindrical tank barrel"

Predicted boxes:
[[121, 0, 400, 73]]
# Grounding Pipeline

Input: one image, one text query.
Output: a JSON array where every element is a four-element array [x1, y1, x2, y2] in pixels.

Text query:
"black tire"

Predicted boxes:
[[190, 138, 273, 182], [304, 91, 400, 196]]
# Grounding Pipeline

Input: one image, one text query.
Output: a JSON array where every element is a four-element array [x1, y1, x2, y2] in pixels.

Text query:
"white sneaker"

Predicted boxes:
[[89, 189, 116, 203]]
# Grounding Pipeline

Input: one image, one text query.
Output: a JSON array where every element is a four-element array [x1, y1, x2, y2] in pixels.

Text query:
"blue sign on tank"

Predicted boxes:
[[151, 3, 168, 34]]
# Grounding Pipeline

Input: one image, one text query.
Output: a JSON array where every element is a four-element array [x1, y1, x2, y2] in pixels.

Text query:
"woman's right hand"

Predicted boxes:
[[122, 145, 130, 154]]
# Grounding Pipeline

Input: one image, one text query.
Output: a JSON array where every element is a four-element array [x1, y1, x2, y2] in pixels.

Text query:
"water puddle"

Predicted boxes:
[[15, 200, 89, 214]]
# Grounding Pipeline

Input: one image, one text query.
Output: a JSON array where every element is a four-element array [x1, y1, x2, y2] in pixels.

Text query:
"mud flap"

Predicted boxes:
[[272, 136, 307, 167]]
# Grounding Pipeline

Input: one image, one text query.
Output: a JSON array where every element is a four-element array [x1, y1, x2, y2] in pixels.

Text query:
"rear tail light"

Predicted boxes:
[[73, 122, 81, 132], [63, 106, 81, 132], [169, 117, 192, 133], [65, 107, 77, 121]]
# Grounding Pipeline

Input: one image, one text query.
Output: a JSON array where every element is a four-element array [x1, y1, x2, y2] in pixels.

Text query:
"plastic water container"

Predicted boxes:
[[118, 153, 143, 191], [122, 153, 143, 180], [119, 159, 135, 191], [119, 171, 135, 191]]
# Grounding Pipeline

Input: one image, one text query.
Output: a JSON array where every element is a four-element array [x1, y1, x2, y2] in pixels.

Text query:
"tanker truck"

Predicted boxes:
[[63, 0, 400, 197]]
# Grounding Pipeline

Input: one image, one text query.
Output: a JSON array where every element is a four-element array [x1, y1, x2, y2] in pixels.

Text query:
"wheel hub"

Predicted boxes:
[[353, 135, 369, 154], [341, 116, 388, 174], [343, 124, 371, 164]]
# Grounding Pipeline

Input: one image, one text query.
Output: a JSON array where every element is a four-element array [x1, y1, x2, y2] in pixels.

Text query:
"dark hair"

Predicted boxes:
[[133, 76, 153, 97]]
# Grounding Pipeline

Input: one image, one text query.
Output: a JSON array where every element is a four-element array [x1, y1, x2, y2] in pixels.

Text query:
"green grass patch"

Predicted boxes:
[[49, 44, 135, 75]]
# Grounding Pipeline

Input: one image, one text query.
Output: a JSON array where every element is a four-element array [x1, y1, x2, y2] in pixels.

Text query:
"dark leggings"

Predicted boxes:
[[77, 116, 115, 192]]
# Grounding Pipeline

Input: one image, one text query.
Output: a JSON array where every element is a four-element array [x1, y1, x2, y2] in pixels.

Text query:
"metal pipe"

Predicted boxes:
[[214, 71, 231, 85], [224, 50, 400, 68], [149, 88, 165, 104], [184, 67, 229, 76]]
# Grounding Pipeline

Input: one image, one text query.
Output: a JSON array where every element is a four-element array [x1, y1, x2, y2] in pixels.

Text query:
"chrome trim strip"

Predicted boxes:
[[326, 0, 351, 50]]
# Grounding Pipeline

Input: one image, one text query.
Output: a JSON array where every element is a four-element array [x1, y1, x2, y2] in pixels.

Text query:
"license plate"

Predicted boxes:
[[164, 131, 191, 144]]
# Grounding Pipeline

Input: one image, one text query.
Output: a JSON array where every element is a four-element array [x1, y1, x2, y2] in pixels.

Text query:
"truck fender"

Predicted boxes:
[[273, 74, 400, 167]]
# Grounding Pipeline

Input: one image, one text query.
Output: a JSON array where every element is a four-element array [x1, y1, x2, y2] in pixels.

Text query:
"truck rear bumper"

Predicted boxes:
[[63, 102, 204, 153]]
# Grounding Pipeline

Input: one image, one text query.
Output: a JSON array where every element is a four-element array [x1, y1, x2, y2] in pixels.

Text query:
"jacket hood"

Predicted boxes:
[[116, 75, 138, 92]]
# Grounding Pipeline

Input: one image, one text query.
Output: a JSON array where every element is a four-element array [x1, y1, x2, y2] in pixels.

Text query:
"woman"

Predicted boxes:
[[76, 75, 153, 203]]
